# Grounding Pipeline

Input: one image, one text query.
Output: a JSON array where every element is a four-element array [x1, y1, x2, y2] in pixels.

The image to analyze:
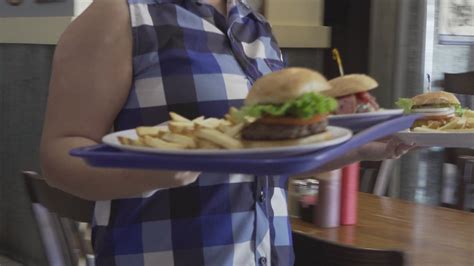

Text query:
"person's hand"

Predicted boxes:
[[173, 171, 201, 186], [357, 137, 416, 161]]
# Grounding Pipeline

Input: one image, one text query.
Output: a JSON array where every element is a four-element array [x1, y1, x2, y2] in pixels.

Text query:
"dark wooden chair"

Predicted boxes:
[[454, 157, 474, 211], [292, 231, 405, 266], [22, 171, 95, 266], [359, 161, 381, 193], [444, 71, 474, 95], [442, 71, 474, 210], [359, 160, 398, 196]]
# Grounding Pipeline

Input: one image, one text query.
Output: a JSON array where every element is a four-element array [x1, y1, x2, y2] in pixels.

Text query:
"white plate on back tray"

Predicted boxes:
[[396, 130, 474, 148]]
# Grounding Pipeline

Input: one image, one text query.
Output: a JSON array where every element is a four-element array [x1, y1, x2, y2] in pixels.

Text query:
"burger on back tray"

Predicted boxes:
[[322, 74, 380, 115], [396, 91, 462, 129]]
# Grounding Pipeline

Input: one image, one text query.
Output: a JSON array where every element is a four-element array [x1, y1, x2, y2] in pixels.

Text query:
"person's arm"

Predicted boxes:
[[40, 0, 198, 201]]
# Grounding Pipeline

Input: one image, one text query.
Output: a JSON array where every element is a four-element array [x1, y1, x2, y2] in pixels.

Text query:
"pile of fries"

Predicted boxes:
[[118, 108, 254, 150], [413, 110, 474, 133]]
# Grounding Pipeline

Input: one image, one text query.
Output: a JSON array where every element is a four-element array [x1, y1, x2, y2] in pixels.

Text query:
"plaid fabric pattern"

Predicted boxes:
[[93, 1, 292, 265]]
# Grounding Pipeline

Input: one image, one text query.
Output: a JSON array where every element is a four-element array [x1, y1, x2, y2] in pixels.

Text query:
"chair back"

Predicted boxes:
[[22, 171, 95, 266], [444, 71, 474, 95], [22, 171, 94, 223], [359, 160, 397, 196], [292, 231, 405, 266], [456, 157, 474, 211]]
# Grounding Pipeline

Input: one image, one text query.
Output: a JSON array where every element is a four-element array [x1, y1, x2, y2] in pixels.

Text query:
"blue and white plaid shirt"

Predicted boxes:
[[93, 1, 292, 265]]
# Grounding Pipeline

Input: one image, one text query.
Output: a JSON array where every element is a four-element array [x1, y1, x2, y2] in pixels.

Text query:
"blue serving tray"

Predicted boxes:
[[70, 115, 421, 176], [328, 111, 404, 132]]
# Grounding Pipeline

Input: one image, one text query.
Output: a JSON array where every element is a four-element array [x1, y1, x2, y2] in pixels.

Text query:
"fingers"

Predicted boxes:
[[380, 138, 406, 159], [388, 138, 416, 159], [355, 138, 418, 162], [175, 171, 200, 186]]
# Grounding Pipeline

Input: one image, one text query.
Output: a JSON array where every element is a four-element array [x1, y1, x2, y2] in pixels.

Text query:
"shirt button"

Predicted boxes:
[[259, 257, 267, 265], [259, 190, 265, 202]]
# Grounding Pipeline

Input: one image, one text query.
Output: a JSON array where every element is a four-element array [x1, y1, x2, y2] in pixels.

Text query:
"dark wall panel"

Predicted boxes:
[[323, 0, 371, 79], [0, 44, 51, 265]]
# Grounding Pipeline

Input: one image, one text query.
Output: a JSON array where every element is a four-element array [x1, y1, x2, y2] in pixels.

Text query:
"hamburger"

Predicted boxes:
[[238, 68, 338, 145], [396, 91, 461, 128], [322, 74, 380, 114]]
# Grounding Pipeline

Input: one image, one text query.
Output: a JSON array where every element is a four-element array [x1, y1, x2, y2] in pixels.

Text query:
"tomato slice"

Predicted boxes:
[[259, 114, 326, 126], [356, 92, 370, 103]]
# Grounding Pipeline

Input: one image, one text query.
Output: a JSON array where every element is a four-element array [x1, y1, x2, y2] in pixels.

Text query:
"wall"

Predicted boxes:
[[0, 0, 74, 17], [369, 0, 427, 107], [431, 0, 474, 90], [0, 44, 51, 265], [323, 0, 371, 80], [0, 1, 75, 265]]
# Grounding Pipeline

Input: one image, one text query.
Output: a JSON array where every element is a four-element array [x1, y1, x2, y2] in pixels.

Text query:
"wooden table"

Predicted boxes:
[[292, 193, 474, 266]]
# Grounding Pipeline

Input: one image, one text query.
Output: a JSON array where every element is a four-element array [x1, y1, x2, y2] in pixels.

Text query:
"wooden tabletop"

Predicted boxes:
[[291, 193, 474, 266]]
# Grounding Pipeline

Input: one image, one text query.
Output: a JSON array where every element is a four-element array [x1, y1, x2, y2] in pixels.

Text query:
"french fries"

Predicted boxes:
[[161, 132, 196, 148], [463, 110, 474, 118], [136, 126, 164, 137], [413, 113, 474, 133], [119, 109, 251, 150], [118, 136, 144, 146], [169, 112, 191, 122], [195, 128, 243, 149], [223, 123, 245, 137], [194, 118, 221, 129], [168, 121, 195, 134], [196, 139, 222, 149], [143, 135, 188, 150]]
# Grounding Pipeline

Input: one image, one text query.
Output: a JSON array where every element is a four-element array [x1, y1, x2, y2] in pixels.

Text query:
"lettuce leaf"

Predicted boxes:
[[455, 105, 467, 116], [240, 93, 338, 119], [395, 98, 414, 113]]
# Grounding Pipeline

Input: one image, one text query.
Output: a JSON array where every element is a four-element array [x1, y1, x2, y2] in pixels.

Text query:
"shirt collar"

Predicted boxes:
[[197, 0, 266, 22]]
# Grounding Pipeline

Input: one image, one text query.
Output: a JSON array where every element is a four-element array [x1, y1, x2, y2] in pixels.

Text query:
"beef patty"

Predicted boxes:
[[241, 119, 328, 140]]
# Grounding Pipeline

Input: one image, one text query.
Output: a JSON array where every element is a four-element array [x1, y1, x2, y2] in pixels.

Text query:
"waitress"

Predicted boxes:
[[40, 0, 412, 265]]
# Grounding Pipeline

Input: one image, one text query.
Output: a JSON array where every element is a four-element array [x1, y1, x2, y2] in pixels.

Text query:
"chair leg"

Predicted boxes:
[[31, 203, 72, 266], [441, 163, 458, 206], [466, 184, 474, 212], [463, 160, 474, 211], [455, 158, 474, 211], [373, 159, 396, 196]]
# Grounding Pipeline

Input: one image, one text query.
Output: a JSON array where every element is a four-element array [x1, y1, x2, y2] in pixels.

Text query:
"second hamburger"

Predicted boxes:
[[322, 74, 380, 115]]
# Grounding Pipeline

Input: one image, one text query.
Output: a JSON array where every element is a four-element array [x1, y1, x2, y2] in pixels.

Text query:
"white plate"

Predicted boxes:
[[102, 126, 352, 157], [329, 109, 403, 120], [396, 130, 474, 148]]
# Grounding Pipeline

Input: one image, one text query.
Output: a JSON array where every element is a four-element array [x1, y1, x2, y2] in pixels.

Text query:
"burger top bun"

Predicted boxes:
[[244, 67, 331, 106], [322, 74, 378, 98], [411, 91, 460, 106]]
